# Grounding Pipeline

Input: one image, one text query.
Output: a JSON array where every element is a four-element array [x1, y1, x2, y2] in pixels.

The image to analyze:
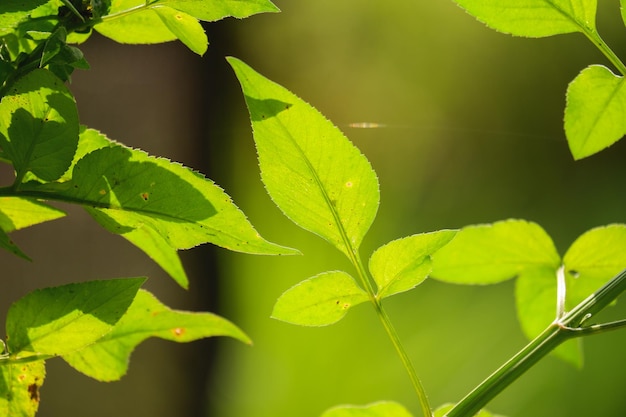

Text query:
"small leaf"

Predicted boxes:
[[0, 228, 30, 260], [152, 6, 207, 55], [563, 224, 626, 309], [565, 65, 626, 159], [452, 0, 596, 37], [228, 57, 380, 258], [430, 219, 560, 284], [0, 361, 45, 417], [6, 278, 145, 357], [62, 289, 250, 381], [321, 401, 414, 417], [272, 271, 369, 326], [0, 69, 79, 183], [161, 0, 280, 21], [434, 403, 505, 417], [369, 230, 456, 298]]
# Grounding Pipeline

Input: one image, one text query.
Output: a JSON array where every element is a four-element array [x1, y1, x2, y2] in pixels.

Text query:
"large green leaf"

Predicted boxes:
[[452, 0, 596, 37], [430, 219, 560, 284], [321, 401, 414, 417], [6, 278, 145, 358], [0, 361, 45, 417], [62, 289, 250, 381], [0, 69, 79, 183], [24, 132, 297, 287], [563, 224, 626, 309], [272, 271, 369, 326], [369, 230, 456, 299], [564, 65, 626, 159], [228, 57, 380, 258]]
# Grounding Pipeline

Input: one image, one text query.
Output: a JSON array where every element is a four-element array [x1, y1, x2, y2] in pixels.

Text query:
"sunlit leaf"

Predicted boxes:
[[161, 0, 279, 21], [25, 138, 298, 287], [434, 403, 505, 417], [272, 271, 368, 326], [0, 69, 79, 183], [0, 0, 49, 36], [369, 230, 456, 298], [321, 401, 414, 417], [6, 278, 145, 357], [62, 289, 250, 381], [0, 361, 45, 417], [452, 0, 596, 37], [430, 219, 560, 284], [152, 6, 207, 55], [565, 65, 626, 159], [228, 57, 380, 258], [563, 224, 626, 309]]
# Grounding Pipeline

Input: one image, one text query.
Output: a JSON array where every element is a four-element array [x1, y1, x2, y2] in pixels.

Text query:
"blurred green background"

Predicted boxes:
[[5, 1, 626, 416]]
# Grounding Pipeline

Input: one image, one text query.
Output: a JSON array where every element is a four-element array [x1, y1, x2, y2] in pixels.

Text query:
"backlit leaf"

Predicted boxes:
[[62, 289, 250, 381], [430, 219, 560, 284], [161, 0, 279, 21], [6, 278, 145, 357], [0, 0, 49, 36], [370, 230, 456, 299], [321, 401, 414, 417], [229, 57, 380, 258], [272, 271, 368, 326], [434, 403, 505, 417], [0, 69, 79, 183], [0, 361, 45, 417], [565, 65, 626, 159], [152, 6, 207, 55], [452, 0, 596, 37]]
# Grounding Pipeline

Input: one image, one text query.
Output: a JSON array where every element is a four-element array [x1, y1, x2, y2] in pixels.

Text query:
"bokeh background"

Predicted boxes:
[[4, 1, 626, 416]]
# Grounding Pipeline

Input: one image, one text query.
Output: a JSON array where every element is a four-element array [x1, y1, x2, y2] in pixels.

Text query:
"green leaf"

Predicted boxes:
[[434, 403, 505, 417], [0, 228, 30, 260], [62, 289, 250, 381], [6, 278, 145, 357], [0, 0, 49, 36], [27, 137, 297, 287], [272, 271, 369, 326], [161, 0, 279, 21], [321, 401, 414, 417], [0, 361, 45, 417], [0, 68, 79, 183], [430, 219, 561, 284], [452, 0, 596, 37], [152, 6, 207, 55], [369, 230, 457, 299], [564, 65, 626, 159], [563, 224, 626, 308], [228, 57, 380, 258]]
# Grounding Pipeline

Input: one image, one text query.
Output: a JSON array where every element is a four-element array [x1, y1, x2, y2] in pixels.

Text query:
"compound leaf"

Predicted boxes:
[[272, 271, 368, 326], [0, 69, 79, 183], [0, 361, 45, 417], [62, 289, 250, 381], [452, 0, 596, 37], [6, 278, 145, 358], [430, 219, 560, 284], [565, 65, 626, 159], [370, 230, 456, 299], [321, 401, 414, 417], [229, 57, 380, 258]]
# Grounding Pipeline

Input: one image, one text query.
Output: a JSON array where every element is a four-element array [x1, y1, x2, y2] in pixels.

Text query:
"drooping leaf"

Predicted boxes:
[[430, 219, 560, 284], [152, 6, 207, 55], [0, 68, 79, 183], [0, 360, 45, 417], [160, 0, 279, 21], [272, 271, 369, 326], [563, 224, 626, 309], [228, 57, 380, 258], [321, 401, 414, 417], [6, 278, 145, 357], [24, 136, 297, 287], [564, 65, 626, 159], [369, 230, 457, 299], [452, 0, 596, 37], [434, 403, 505, 417], [62, 289, 250, 381]]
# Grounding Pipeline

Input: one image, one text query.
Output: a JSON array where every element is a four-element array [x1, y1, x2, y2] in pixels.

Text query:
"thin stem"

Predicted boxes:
[[446, 268, 626, 417], [582, 28, 626, 76]]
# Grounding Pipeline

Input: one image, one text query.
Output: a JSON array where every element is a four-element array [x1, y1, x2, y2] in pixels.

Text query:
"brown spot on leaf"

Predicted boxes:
[[141, 192, 149, 201], [28, 383, 39, 402], [172, 327, 185, 336]]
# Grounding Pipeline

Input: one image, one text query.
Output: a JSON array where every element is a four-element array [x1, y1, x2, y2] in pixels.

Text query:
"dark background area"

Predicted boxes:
[[3, 1, 626, 416]]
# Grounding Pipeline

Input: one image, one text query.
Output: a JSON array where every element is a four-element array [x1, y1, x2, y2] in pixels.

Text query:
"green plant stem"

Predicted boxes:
[[446, 268, 626, 417], [351, 253, 433, 417], [583, 28, 626, 76]]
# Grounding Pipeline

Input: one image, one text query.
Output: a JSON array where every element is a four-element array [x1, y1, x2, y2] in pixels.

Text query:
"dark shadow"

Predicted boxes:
[[244, 96, 293, 122]]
